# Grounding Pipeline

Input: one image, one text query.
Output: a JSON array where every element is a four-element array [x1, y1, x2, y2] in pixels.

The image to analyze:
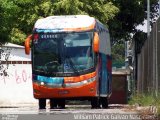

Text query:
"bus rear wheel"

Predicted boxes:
[[91, 97, 100, 109], [100, 97, 108, 109], [58, 99, 65, 109], [39, 98, 46, 109], [50, 99, 58, 109], [50, 99, 65, 109]]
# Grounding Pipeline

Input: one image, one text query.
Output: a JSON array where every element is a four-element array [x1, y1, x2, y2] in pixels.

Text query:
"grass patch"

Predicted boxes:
[[129, 93, 160, 116], [129, 94, 155, 106]]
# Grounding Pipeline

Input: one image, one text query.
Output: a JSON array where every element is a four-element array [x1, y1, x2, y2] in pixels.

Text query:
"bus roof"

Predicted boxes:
[[34, 15, 96, 32]]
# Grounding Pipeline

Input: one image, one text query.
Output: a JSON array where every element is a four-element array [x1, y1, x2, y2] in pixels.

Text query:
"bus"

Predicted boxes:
[[24, 15, 112, 109]]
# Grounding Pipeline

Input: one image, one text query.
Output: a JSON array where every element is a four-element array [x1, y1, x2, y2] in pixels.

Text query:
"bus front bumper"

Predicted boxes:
[[33, 79, 97, 99]]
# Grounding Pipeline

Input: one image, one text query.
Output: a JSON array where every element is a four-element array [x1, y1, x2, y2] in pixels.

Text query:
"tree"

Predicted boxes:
[[0, 0, 19, 44], [52, 0, 119, 23], [112, 43, 125, 67], [109, 0, 158, 67], [0, 0, 55, 45], [9, 0, 54, 45], [109, 0, 159, 45]]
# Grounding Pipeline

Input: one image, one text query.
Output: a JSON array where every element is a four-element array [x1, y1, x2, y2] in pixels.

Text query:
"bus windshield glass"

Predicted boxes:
[[33, 32, 95, 76]]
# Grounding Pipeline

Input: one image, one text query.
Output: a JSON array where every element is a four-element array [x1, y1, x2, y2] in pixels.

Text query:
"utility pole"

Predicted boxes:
[[147, 0, 150, 37], [159, 0, 160, 16]]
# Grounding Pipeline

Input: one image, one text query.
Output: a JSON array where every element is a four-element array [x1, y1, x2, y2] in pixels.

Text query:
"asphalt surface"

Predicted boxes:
[[0, 104, 156, 120]]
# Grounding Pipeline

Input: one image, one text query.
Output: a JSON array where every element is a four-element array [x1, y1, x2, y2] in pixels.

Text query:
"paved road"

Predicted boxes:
[[0, 104, 155, 120]]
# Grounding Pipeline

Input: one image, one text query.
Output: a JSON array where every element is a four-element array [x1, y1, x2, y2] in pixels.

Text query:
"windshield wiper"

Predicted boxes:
[[33, 68, 48, 74]]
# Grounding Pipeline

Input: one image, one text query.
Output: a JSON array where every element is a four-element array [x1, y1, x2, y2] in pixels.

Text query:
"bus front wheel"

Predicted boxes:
[[39, 98, 46, 109]]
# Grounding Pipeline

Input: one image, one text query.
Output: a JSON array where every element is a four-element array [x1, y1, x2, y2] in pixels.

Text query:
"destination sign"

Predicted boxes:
[[40, 34, 59, 39]]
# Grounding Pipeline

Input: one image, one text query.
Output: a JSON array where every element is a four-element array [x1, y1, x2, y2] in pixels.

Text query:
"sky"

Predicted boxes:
[[136, 20, 147, 33]]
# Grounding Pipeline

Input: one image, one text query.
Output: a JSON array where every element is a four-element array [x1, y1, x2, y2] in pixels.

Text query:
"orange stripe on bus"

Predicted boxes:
[[64, 72, 96, 83]]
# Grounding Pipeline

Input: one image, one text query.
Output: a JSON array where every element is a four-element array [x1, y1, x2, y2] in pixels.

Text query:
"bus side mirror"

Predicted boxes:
[[93, 32, 99, 53], [25, 35, 32, 55]]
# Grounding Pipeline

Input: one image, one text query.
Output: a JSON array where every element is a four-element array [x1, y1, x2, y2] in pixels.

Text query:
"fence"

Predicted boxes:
[[136, 18, 160, 96]]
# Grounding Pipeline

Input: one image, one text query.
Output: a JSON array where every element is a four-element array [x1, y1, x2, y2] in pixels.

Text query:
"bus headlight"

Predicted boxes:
[[40, 82, 45, 85]]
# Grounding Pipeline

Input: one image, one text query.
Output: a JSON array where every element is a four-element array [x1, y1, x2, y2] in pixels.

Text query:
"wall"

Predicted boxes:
[[0, 45, 37, 106]]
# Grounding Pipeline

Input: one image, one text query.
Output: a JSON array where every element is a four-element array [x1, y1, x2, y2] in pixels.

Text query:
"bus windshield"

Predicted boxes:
[[33, 32, 95, 76]]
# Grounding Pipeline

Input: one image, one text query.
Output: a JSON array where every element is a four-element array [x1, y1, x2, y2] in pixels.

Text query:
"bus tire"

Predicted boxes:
[[58, 99, 65, 109], [50, 99, 58, 109], [100, 97, 108, 109], [39, 98, 46, 109], [91, 97, 100, 109]]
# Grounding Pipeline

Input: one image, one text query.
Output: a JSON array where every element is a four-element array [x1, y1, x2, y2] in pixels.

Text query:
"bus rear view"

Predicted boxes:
[[25, 15, 112, 109]]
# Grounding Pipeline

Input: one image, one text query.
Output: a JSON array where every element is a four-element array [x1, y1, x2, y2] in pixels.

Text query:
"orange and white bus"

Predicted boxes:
[[25, 15, 112, 109]]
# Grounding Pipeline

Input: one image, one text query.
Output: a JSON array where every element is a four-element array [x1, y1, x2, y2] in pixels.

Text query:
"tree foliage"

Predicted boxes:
[[109, 0, 159, 45], [112, 43, 125, 67], [0, 0, 19, 43], [109, 0, 158, 66], [52, 0, 119, 23]]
